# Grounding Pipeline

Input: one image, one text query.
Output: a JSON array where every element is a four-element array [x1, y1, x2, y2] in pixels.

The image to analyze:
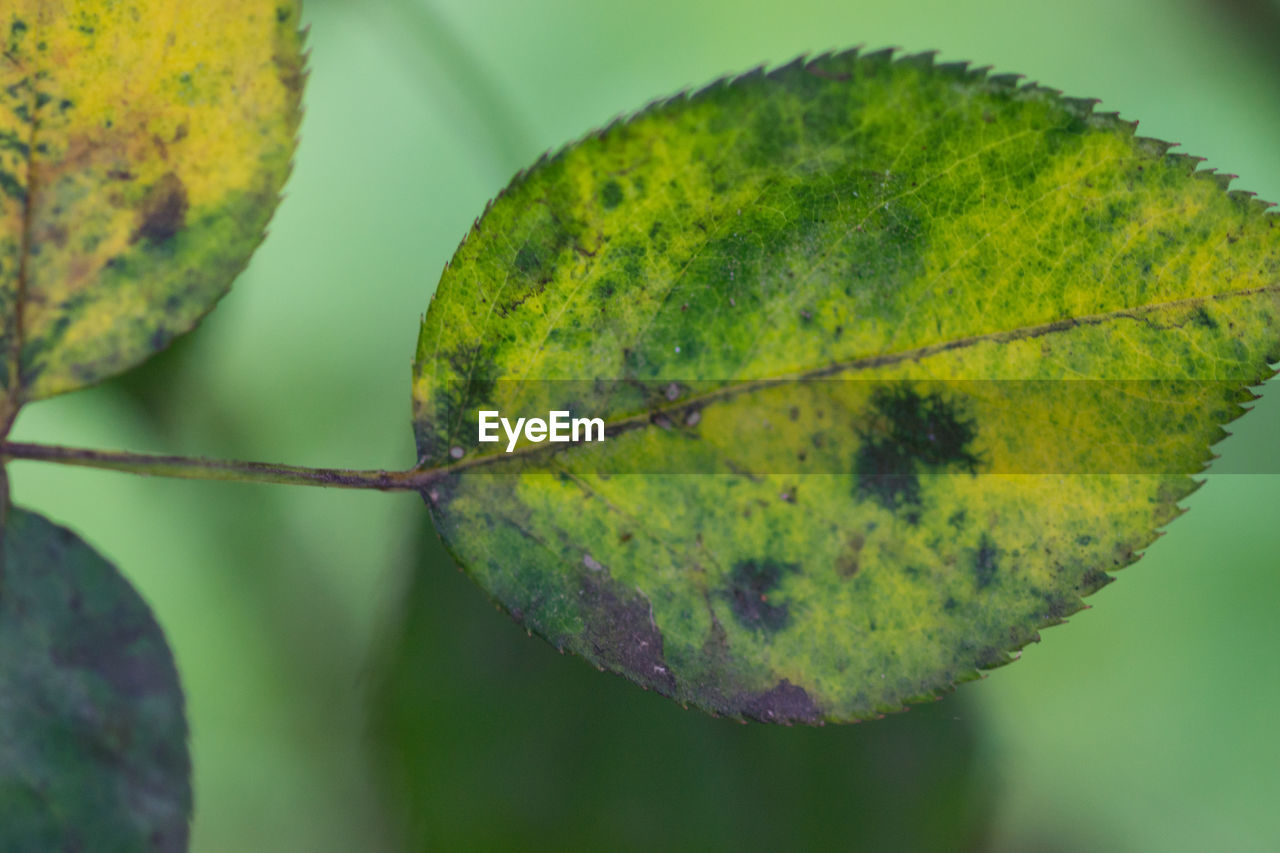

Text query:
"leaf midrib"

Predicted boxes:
[[419, 280, 1280, 480]]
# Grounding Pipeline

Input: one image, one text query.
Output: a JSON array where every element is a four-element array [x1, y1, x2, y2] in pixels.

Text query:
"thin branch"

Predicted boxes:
[[1, 442, 426, 491]]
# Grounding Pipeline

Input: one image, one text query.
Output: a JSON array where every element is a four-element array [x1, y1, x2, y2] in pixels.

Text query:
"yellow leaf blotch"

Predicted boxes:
[[0, 0, 304, 410]]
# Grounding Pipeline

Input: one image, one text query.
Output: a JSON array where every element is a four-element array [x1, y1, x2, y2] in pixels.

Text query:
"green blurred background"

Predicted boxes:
[[9, 0, 1280, 849]]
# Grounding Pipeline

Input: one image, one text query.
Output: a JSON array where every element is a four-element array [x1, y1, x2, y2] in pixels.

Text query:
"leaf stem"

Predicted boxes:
[[1, 442, 427, 491]]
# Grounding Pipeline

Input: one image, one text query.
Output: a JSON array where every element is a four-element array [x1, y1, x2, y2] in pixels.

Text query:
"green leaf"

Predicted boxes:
[[0, 506, 190, 850], [411, 49, 1280, 723], [0, 0, 305, 415]]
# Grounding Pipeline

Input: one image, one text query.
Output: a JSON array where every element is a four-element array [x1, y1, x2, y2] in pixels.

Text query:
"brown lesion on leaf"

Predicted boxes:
[[739, 679, 822, 724], [577, 573, 676, 694], [131, 171, 187, 245], [272, 11, 308, 100], [835, 533, 865, 578], [1075, 565, 1113, 596], [723, 559, 797, 632]]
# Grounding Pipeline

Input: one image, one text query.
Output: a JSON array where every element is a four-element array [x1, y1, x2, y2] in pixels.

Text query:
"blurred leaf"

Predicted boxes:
[[0, 506, 190, 851], [1210, 0, 1280, 78], [0, 0, 305, 411], [412, 49, 1280, 722], [375, 0, 534, 172]]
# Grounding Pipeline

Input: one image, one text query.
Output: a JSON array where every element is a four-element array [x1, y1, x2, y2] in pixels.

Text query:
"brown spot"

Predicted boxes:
[[43, 222, 68, 248], [724, 559, 795, 632], [132, 172, 187, 245], [835, 534, 865, 578], [1076, 566, 1113, 596], [274, 50, 306, 98], [578, 575, 676, 694], [740, 679, 822, 724]]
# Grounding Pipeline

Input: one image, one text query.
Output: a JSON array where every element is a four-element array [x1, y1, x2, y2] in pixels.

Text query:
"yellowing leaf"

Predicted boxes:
[[0, 0, 305, 414], [0, 507, 190, 849], [412, 50, 1280, 723]]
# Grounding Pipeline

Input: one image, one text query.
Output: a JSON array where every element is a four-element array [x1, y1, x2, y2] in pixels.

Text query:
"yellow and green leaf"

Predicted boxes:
[[0, 0, 305, 416], [412, 50, 1280, 723]]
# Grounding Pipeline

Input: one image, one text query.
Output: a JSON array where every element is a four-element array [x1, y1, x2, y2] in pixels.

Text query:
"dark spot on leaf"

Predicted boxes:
[[854, 385, 979, 513], [514, 243, 541, 275], [600, 179, 624, 209], [972, 534, 999, 589], [853, 440, 922, 511], [0, 130, 29, 155], [1076, 566, 1113, 596], [1191, 306, 1218, 329], [724, 559, 796, 632], [0, 169, 25, 202], [132, 172, 187, 245], [835, 534, 864, 578], [578, 575, 675, 694], [274, 49, 306, 96], [740, 679, 821, 724]]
